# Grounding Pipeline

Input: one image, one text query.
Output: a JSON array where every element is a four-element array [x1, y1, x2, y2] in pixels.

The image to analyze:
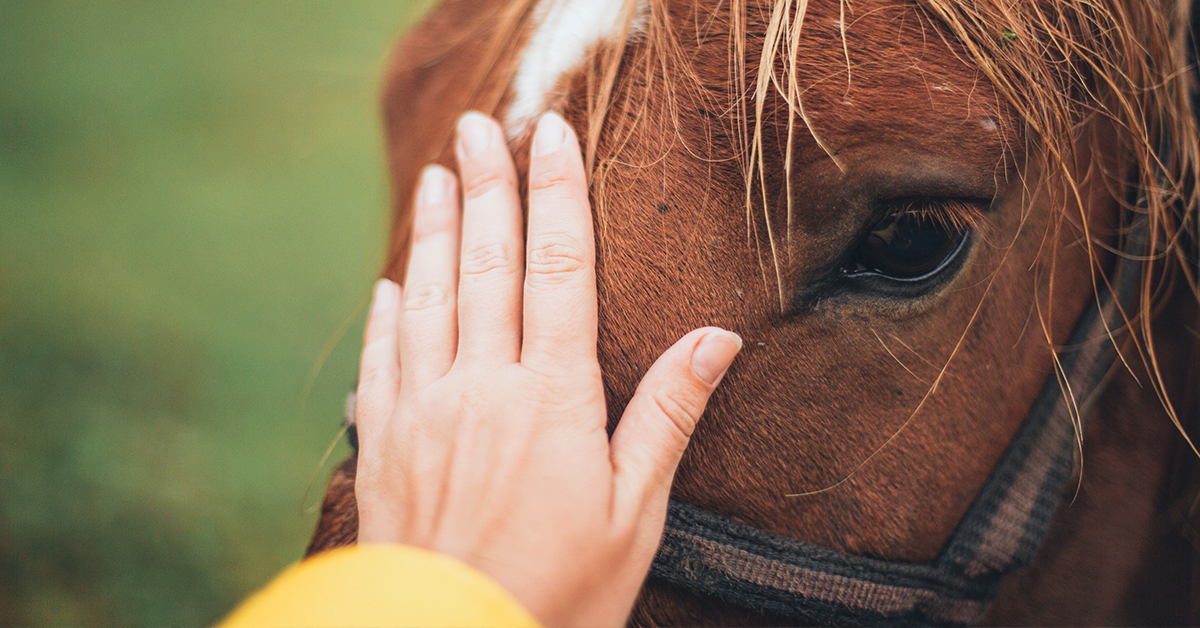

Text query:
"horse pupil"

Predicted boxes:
[[857, 213, 961, 280]]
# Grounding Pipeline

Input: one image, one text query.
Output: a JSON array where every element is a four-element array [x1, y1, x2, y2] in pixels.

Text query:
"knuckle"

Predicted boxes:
[[402, 283, 452, 313], [412, 215, 456, 241], [651, 389, 701, 440], [357, 360, 396, 391], [528, 167, 579, 194], [523, 372, 571, 403], [460, 239, 515, 279], [353, 390, 391, 425], [461, 168, 512, 201], [458, 386, 488, 413], [362, 331, 397, 355], [526, 236, 590, 283], [454, 384, 500, 423]]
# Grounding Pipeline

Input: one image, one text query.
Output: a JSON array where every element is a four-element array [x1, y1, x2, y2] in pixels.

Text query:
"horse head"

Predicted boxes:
[[309, 0, 1200, 623]]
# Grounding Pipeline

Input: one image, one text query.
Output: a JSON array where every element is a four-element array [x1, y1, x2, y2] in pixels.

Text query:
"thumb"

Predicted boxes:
[[609, 327, 742, 510]]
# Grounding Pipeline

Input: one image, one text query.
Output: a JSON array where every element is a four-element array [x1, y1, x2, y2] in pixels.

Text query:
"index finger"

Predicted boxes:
[[520, 112, 597, 369]]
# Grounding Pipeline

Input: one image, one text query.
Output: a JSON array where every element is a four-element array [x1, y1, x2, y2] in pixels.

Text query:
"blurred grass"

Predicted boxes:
[[0, 2, 430, 624]]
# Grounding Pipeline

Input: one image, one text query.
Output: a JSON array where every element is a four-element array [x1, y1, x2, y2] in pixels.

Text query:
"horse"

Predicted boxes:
[[307, 0, 1200, 624]]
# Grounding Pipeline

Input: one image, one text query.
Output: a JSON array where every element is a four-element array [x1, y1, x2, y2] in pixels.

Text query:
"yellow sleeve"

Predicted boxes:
[[220, 544, 540, 628]]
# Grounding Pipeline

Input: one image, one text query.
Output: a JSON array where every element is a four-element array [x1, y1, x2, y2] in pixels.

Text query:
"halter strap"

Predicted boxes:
[[648, 224, 1146, 626]]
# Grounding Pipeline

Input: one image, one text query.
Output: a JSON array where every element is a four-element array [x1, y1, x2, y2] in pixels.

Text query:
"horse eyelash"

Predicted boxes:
[[884, 198, 988, 233]]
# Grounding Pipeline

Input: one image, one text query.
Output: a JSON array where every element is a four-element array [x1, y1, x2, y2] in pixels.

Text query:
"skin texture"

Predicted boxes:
[[308, 0, 1200, 624]]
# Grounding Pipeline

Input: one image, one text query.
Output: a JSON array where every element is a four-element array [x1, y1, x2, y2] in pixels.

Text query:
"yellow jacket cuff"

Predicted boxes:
[[220, 544, 540, 628]]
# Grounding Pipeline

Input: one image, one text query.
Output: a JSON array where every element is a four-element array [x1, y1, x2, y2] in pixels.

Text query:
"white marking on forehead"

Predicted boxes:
[[504, 0, 647, 139]]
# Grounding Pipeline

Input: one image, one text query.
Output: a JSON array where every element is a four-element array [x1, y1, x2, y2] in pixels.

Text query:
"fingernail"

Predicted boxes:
[[371, 279, 399, 315], [690, 330, 742, 386], [457, 111, 495, 159], [531, 112, 568, 157], [419, 165, 452, 206]]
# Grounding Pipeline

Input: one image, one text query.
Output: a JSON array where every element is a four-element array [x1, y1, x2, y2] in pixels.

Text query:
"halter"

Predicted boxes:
[[647, 224, 1146, 626]]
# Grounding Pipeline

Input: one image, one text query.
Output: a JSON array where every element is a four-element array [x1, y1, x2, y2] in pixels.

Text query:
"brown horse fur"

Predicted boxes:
[[306, 0, 1200, 623]]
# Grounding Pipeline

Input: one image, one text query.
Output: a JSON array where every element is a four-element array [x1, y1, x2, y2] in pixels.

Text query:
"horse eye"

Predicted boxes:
[[845, 209, 969, 281]]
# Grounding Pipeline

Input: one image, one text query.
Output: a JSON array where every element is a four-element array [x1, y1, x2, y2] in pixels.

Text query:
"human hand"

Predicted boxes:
[[352, 110, 741, 627]]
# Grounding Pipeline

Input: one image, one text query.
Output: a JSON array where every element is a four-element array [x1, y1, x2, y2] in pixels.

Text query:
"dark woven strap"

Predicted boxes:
[[653, 501, 990, 626]]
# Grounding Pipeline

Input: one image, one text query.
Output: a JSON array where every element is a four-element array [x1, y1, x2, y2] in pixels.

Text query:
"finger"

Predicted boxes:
[[609, 328, 742, 509], [520, 112, 597, 368], [356, 279, 402, 445], [454, 112, 524, 363], [400, 164, 461, 387]]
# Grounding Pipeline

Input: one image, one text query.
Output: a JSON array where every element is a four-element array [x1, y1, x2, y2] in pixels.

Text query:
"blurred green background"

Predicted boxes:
[[0, 2, 431, 625]]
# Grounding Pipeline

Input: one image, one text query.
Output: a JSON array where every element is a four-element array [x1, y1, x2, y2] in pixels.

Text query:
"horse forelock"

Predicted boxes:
[[504, 0, 649, 140]]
